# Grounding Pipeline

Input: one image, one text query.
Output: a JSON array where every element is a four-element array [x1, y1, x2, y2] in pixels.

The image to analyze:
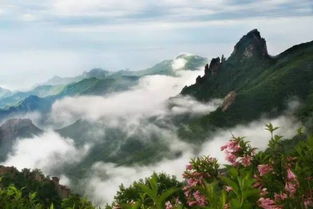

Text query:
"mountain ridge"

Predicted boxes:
[[180, 29, 313, 141]]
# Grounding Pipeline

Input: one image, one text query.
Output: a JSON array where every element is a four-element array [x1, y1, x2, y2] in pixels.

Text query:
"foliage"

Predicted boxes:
[[109, 124, 313, 209], [106, 173, 183, 209], [0, 169, 96, 209]]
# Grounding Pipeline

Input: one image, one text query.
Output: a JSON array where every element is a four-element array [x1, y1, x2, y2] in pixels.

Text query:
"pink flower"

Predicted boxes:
[[187, 178, 198, 187], [274, 193, 287, 202], [226, 153, 237, 164], [258, 164, 273, 176], [193, 191, 207, 206], [186, 164, 193, 170], [287, 168, 297, 181], [257, 197, 282, 209], [285, 182, 297, 196], [225, 186, 233, 192], [228, 141, 240, 152], [241, 155, 252, 167], [304, 197, 313, 209], [221, 140, 240, 152], [187, 200, 197, 207], [165, 201, 173, 209]]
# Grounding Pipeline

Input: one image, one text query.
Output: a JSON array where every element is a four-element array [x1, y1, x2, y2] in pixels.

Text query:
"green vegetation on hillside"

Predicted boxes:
[[180, 30, 313, 141], [107, 124, 313, 209], [0, 166, 95, 209]]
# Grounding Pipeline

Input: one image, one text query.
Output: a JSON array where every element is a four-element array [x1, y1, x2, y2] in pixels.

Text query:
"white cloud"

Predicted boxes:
[[50, 68, 208, 126], [52, 0, 146, 16], [20, 13, 37, 21], [172, 58, 187, 70], [81, 109, 301, 205], [3, 131, 89, 174], [200, 113, 301, 165], [82, 151, 193, 205]]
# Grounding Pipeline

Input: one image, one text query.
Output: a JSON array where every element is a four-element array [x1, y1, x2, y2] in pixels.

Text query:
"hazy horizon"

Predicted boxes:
[[0, 0, 312, 90]]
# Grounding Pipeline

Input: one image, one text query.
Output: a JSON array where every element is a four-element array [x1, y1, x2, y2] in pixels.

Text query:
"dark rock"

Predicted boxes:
[[208, 57, 222, 75], [229, 29, 268, 61]]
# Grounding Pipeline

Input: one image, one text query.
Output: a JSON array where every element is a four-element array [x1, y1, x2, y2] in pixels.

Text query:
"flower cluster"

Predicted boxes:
[[108, 125, 313, 209], [182, 156, 218, 207], [258, 164, 274, 176], [221, 137, 255, 167], [257, 197, 282, 209], [284, 168, 299, 196], [165, 198, 182, 209]]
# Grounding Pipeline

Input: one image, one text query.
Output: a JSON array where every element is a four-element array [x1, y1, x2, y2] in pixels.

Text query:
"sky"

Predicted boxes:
[[0, 0, 312, 90]]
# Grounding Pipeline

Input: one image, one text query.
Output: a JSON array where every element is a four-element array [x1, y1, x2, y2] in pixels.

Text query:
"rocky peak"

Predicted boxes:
[[204, 57, 222, 76], [229, 29, 268, 60]]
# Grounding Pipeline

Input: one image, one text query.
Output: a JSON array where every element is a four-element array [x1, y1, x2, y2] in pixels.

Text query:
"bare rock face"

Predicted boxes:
[[221, 91, 237, 112], [204, 57, 222, 76], [229, 29, 268, 61]]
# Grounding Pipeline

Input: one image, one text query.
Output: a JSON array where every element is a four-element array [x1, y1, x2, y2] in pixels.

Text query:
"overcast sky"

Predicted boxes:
[[0, 0, 312, 90]]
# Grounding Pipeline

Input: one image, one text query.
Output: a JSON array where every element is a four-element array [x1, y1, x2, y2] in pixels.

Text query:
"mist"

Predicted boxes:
[[78, 108, 301, 205], [0, 57, 304, 206], [3, 131, 90, 175]]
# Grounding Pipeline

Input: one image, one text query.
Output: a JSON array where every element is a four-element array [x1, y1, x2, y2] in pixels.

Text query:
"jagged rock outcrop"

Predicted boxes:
[[194, 56, 223, 84], [181, 29, 273, 98], [229, 29, 268, 61], [180, 29, 313, 141]]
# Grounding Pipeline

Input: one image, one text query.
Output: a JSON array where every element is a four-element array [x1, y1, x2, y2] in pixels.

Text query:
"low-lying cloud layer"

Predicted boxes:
[[0, 60, 304, 206], [4, 131, 90, 174], [50, 66, 210, 126], [79, 109, 302, 205]]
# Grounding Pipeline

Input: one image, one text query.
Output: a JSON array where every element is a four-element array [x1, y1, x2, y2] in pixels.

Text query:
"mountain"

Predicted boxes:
[[0, 68, 110, 109], [0, 118, 42, 160], [56, 119, 178, 183], [0, 55, 207, 121], [44, 75, 77, 86], [131, 54, 207, 76], [0, 87, 11, 99], [44, 68, 109, 86], [0, 85, 65, 109], [180, 29, 313, 141], [0, 95, 56, 122]]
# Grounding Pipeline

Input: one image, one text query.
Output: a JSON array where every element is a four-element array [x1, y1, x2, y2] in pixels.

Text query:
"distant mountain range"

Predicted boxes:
[[0, 29, 312, 202], [0, 87, 11, 99], [1, 29, 312, 162], [0, 54, 207, 121]]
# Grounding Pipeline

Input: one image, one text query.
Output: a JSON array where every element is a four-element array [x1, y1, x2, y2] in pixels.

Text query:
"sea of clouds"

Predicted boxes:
[[1, 56, 303, 206]]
